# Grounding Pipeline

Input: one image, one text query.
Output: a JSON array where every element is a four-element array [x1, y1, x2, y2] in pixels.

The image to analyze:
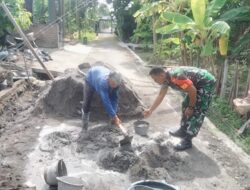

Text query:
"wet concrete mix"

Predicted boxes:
[[0, 70, 185, 190]]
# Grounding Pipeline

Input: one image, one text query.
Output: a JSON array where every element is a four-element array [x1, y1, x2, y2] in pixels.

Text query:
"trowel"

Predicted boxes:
[[117, 123, 133, 146]]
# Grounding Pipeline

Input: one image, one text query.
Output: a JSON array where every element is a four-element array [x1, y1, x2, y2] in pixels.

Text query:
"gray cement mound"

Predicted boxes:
[[129, 140, 185, 182], [76, 123, 185, 179], [39, 131, 72, 152], [76, 124, 121, 152], [97, 148, 139, 173], [41, 68, 144, 119]]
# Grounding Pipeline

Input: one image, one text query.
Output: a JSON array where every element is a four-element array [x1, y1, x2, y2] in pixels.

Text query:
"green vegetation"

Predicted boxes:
[[113, 0, 140, 41], [112, 0, 250, 154], [31, 0, 110, 41], [0, 0, 32, 35], [72, 30, 96, 42], [33, 0, 48, 24], [208, 98, 250, 154]]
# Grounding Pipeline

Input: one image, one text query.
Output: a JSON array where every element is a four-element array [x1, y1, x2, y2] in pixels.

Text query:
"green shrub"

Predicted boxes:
[[72, 31, 96, 42], [208, 97, 250, 154]]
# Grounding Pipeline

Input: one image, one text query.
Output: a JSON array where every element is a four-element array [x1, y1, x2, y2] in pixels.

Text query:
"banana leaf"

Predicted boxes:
[[191, 0, 205, 28], [220, 6, 250, 22], [156, 24, 182, 35], [201, 40, 215, 57], [210, 21, 230, 37], [206, 0, 227, 18], [162, 37, 180, 45], [232, 33, 250, 56], [162, 11, 194, 24]]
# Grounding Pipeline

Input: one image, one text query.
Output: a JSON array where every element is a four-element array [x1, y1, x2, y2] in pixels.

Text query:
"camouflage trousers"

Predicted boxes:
[[181, 82, 216, 137]]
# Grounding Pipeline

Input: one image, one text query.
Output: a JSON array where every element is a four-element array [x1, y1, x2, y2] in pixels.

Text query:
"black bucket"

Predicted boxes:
[[133, 120, 149, 136], [128, 180, 180, 190]]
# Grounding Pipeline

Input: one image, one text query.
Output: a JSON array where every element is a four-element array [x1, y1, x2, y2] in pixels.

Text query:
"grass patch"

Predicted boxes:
[[71, 31, 97, 42], [208, 97, 250, 154], [81, 32, 97, 42], [134, 49, 153, 64]]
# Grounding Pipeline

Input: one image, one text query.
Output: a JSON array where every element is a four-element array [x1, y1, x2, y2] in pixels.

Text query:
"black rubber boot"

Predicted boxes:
[[169, 127, 186, 138], [174, 136, 192, 151], [81, 109, 90, 130]]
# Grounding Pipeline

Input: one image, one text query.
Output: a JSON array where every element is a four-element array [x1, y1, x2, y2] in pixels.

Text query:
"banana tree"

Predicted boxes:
[[157, 0, 230, 62], [133, 0, 168, 53], [133, 0, 189, 57], [219, 6, 250, 57], [220, 5, 250, 98]]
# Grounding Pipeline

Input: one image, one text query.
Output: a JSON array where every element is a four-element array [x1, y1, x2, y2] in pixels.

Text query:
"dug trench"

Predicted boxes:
[[0, 68, 187, 190]]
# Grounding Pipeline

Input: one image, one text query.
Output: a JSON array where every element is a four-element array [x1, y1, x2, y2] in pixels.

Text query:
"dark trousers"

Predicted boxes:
[[82, 81, 95, 114]]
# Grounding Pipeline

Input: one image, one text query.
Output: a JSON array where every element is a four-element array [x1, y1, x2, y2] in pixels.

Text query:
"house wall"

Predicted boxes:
[[29, 24, 59, 48]]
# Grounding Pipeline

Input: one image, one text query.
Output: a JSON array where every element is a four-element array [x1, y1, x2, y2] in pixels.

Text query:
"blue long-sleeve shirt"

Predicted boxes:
[[86, 66, 119, 118]]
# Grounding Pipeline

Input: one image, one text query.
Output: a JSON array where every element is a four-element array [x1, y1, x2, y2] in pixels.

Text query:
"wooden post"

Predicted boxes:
[[58, 0, 64, 48], [1, 2, 54, 81], [220, 57, 228, 98], [48, 0, 57, 23], [245, 67, 250, 97], [76, 0, 81, 40]]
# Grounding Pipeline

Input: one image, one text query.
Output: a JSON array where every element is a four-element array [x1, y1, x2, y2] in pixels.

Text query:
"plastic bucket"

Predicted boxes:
[[57, 176, 85, 190], [44, 159, 67, 186], [128, 180, 180, 190], [134, 120, 149, 136]]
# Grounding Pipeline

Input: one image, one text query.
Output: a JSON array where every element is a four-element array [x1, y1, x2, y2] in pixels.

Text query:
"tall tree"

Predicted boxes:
[[113, 0, 139, 41], [0, 0, 32, 34], [134, 0, 188, 54], [25, 0, 33, 14]]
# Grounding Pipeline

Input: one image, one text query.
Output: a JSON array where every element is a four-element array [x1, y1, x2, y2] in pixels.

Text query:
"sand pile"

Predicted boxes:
[[41, 69, 144, 119]]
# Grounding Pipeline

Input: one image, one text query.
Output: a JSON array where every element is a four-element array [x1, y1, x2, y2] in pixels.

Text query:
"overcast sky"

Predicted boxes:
[[98, 0, 113, 10], [98, 0, 107, 4]]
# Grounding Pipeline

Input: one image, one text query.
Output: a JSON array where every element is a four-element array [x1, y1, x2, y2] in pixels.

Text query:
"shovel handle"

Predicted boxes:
[[117, 124, 128, 136]]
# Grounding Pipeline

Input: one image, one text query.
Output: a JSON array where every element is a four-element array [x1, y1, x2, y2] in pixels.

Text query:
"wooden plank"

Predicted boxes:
[[238, 118, 250, 135], [0, 80, 27, 114]]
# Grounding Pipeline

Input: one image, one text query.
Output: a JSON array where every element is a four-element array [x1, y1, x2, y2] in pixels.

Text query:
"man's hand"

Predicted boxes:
[[143, 88, 167, 119], [143, 109, 152, 118], [111, 115, 121, 125], [184, 107, 194, 118]]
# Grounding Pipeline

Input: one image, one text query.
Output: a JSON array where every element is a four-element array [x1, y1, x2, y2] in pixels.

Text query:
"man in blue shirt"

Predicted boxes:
[[82, 66, 122, 129]]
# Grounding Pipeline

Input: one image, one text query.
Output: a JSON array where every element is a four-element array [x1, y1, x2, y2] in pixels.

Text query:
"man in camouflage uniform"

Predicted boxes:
[[144, 67, 216, 151]]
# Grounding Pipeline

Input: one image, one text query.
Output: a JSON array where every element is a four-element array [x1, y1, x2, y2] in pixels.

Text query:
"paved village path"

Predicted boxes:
[[1, 33, 250, 190], [80, 33, 250, 190]]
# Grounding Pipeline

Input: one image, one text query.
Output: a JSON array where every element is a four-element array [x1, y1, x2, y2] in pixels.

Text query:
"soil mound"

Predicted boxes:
[[43, 72, 83, 117], [41, 68, 144, 119]]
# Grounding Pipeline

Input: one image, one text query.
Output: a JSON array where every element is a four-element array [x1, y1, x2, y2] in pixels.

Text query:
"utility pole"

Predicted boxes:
[[76, 0, 81, 40], [1, 2, 54, 80], [48, 0, 56, 23], [59, 0, 64, 48]]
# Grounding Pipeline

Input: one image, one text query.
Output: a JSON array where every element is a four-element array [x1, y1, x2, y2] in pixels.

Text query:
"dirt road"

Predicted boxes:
[[0, 34, 250, 190]]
